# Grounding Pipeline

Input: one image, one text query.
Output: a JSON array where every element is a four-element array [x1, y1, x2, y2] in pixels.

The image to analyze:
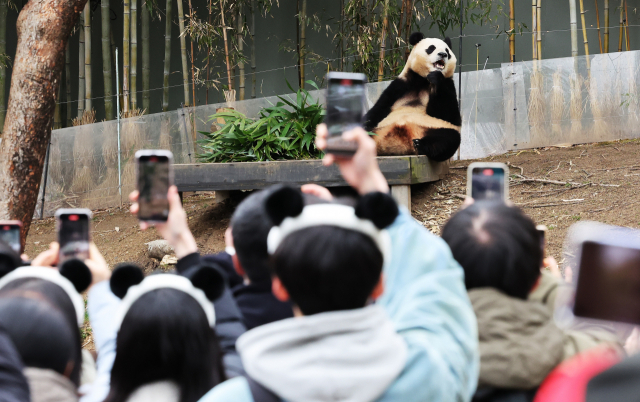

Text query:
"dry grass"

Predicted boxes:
[[528, 69, 547, 142], [72, 109, 96, 127], [589, 78, 609, 137], [570, 74, 584, 139], [550, 70, 565, 139]]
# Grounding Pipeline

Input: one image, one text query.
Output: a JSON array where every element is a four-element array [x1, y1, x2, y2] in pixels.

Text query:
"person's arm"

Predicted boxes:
[[378, 210, 480, 402]]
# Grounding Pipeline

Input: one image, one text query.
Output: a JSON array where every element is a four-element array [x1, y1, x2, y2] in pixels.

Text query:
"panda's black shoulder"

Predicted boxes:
[[402, 69, 431, 91]]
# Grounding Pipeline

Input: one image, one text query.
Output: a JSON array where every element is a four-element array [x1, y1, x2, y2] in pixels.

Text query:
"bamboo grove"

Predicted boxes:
[[0, 0, 637, 134]]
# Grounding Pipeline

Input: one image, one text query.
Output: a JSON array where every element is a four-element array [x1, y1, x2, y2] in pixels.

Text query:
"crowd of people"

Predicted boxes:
[[0, 123, 638, 402]]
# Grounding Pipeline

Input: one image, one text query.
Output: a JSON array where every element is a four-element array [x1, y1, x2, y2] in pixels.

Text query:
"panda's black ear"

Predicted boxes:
[[355, 192, 399, 229], [444, 36, 452, 49], [110, 263, 144, 299], [409, 32, 425, 46], [59, 259, 93, 293], [265, 186, 304, 226], [182, 264, 227, 301]]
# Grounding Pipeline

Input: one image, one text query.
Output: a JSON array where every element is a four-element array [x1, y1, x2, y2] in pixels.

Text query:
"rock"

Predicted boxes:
[[160, 255, 178, 266], [146, 240, 174, 260]]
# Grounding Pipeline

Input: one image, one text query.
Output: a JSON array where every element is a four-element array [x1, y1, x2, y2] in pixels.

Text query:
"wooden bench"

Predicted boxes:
[[174, 156, 448, 209]]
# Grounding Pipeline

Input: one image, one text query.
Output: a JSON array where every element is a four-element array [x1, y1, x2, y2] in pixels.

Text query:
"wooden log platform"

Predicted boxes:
[[174, 156, 448, 209]]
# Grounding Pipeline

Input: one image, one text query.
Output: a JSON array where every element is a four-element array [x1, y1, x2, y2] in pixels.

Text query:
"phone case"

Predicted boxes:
[[134, 150, 175, 223], [466, 162, 510, 201]]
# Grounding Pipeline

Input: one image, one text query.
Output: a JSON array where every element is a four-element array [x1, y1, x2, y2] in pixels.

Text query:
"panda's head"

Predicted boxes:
[[402, 32, 456, 79]]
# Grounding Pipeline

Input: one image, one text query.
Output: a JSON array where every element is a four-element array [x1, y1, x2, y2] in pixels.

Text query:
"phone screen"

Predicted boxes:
[[326, 78, 365, 137], [573, 241, 640, 325], [471, 167, 506, 201], [138, 155, 170, 221], [58, 214, 90, 263], [0, 225, 21, 254]]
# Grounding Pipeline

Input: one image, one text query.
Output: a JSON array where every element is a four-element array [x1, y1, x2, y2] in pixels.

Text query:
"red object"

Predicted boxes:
[[534, 348, 621, 402], [483, 169, 494, 176], [2, 226, 9, 230], [341, 79, 352, 86], [68, 215, 79, 221]]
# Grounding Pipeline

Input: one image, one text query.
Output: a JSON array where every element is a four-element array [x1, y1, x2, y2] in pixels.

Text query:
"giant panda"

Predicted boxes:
[[363, 32, 461, 161]]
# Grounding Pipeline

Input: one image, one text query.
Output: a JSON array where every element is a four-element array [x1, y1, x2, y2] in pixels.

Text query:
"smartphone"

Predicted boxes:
[[573, 240, 640, 325], [324, 72, 367, 157], [537, 225, 548, 255], [55, 209, 91, 264], [0, 221, 22, 254], [466, 162, 509, 201], [135, 150, 174, 223]]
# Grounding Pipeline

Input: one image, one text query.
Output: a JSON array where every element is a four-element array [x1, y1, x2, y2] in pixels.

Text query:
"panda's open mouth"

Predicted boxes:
[[434, 60, 446, 70]]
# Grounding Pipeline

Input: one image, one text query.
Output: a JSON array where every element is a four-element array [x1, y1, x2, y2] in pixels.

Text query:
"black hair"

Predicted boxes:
[[441, 201, 543, 299], [230, 186, 281, 284], [271, 226, 383, 316], [0, 278, 83, 385], [0, 297, 75, 376], [105, 288, 225, 402]]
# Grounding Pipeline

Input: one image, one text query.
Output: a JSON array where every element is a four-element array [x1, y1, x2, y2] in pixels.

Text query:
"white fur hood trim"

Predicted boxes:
[[237, 305, 408, 402], [267, 203, 392, 263]]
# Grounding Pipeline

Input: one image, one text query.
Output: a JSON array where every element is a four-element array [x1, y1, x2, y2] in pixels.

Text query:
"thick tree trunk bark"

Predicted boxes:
[[0, 0, 87, 247], [0, 0, 7, 136]]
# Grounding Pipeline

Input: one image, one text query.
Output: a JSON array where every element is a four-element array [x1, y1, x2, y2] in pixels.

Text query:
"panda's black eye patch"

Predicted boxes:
[[445, 48, 451, 59], [426, 45, 436, 55]]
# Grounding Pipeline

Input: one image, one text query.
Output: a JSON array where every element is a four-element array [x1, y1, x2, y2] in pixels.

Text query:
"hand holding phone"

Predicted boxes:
[[55, 209, 91, 264], [135, 150, 174, 223], [324, 72, 367, 158], [466, 162, 509, 202], [0, 221, 22, 254]]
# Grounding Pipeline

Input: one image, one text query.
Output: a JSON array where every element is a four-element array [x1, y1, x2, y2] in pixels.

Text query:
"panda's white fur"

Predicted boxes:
[[364, 34, 462, 161]]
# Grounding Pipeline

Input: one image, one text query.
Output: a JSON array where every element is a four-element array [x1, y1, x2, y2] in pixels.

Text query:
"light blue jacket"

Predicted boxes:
[[200, 209, 479, 402]]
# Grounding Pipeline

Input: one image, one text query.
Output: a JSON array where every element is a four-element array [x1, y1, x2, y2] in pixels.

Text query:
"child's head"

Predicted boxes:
[[442, 201, 543, 299], [265, 187, 398, 316], [107, 265, 226, 402]]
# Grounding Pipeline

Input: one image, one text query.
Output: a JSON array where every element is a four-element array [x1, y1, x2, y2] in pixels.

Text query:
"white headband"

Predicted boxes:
[[0, 267, 86, 326], [115, 274, 216, 329], [267, 204, 392, 263]]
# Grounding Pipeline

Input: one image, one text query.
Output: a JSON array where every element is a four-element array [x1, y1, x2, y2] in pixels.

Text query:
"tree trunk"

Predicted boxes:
[[220, 0, 232, 90], [604, 0, 609, 52], [162, 0, 171, 111], [250, 0, 256, 98], [299, 0, 306, 89], [0, 0, 87, 247], [176, 0, 189, 106], [237, 5, 245, 100], [102, 0, 113, 120], [595, 0, 603, 53], [84, 4, 92, 111], [78, 12, 85, 117], [66, 43, 72, 126], [141, 1, 149, 111], [537, 0, 542, 59], [569, 0, 578, 57], [0, 0, 7, 135], [131, 0, 137, 110], [509, 0, 515, 62], [123, 0, 130, 113], [378, 0, 389, 82]]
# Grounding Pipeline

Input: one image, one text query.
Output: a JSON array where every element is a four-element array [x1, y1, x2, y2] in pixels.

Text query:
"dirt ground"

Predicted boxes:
[[24, 138, 640, 274]]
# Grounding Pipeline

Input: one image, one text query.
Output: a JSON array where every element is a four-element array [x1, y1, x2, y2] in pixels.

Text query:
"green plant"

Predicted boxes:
[[198, 80, 325, 163]]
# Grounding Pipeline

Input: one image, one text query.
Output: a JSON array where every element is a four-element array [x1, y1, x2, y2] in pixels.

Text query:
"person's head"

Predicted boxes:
[[106, 265, 226, 402], [0, 263, 91, 386], [441, 201, 543, 299], [264, 187, 398, 316], [0, 297, 76, 378], [230, 186, 282, 284]]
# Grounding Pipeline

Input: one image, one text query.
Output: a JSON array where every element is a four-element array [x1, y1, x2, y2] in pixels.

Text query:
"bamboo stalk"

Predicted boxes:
[[0, 0, 6, 134], [595, 0, 603, 53], [162, 0, 172, 112], [123, 0, 130, 113], [141, 1, 150, 111], [397, 0, 406, 70], [78, 11, 85, 117], [532, 0, 537, 60], [250, 0, 256, 98], [604, 0, 609, 52], [85, 4, 92, 111], [339, 0, 344, 70], [237, 4, 245, 100], [537, 0, 542, 59], [110, 29, 121, 113], [618, 0, 623, 52], [378, 0, 389, 81], [509, 0, 515, 62], [176, 0, 190, 106], [404, 0, 412, 61], [66, 43, 72, 126], [206, 0, 212, 103], [579, 0, 589, 58], [131, 0, 137, 110], [221, 0, 232, 90], [188, 0, 195, 107], [102, 0, 114, 120], [299, 0, 306, 89], [624, 0, 629, 50]]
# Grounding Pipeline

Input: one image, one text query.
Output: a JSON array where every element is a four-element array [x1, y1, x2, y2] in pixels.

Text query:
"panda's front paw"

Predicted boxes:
[[426, 71, 444, 86]]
